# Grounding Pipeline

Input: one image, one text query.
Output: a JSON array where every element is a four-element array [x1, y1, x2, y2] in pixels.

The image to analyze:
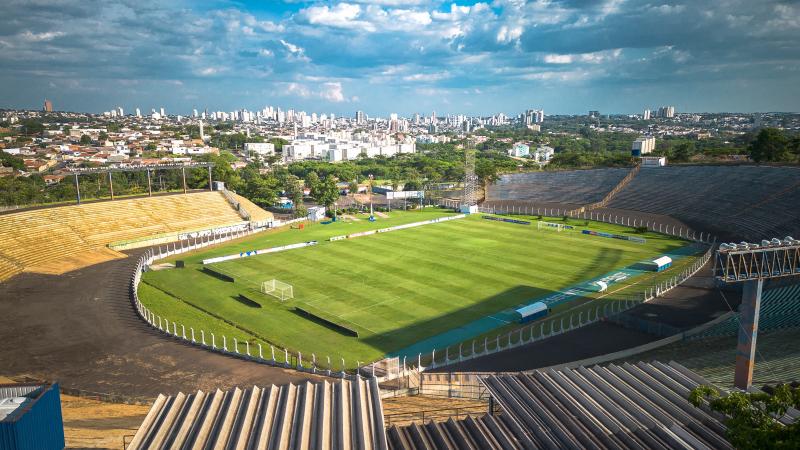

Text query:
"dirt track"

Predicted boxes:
[[431, 267, 735, 373], [0, 250, 319, 401]]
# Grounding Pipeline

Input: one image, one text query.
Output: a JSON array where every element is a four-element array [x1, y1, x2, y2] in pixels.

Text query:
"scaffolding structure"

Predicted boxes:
[[713, 237, 800, 389], [65, 162, 215, 204], [460, 149, 478, 213]]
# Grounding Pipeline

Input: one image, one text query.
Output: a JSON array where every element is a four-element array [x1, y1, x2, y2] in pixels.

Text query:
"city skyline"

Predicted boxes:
[[1, 0, 799, 116]]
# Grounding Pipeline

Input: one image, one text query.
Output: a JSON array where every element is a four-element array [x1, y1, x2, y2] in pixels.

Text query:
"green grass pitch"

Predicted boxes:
[[140, 208, 688, 367]]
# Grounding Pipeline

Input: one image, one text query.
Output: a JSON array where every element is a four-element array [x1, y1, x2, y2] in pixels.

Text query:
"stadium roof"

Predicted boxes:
[[388, 361, 735, 450], [128, 377, 388, 450]]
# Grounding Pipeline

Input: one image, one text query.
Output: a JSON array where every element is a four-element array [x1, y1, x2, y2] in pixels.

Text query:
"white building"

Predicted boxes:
[[643, 109, 651, 120], [509, 143, 530, 158], [632, 136, 656, 155], [657, 106, 675, 118], [533, 146, 555, 163], [640, 156, 667, 167], [244, 142, 275, 156]]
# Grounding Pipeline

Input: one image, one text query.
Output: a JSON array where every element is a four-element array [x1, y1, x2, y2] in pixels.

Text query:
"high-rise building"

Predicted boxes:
[[117, 106, 124, 117], [160, 107, 165, 117], [589, 110, 600, 119], [355, 110, 365, 125], [657, 106, 675, 118], [135, 108, 141, 117], [43, 99, 53, 112], [631, 136, 656, 156], [192, 109, 198, 118], [523, 109, 544, 125], [643, 109, 651, 120], [199, 120, 205, 141]]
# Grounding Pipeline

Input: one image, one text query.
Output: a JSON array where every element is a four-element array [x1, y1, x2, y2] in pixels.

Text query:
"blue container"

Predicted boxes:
[[516, 301, 550, 324], [0, 383, 65, 450]]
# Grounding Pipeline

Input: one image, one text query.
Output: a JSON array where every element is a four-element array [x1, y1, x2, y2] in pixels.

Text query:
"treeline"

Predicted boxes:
[[286, 144, 522, 184]]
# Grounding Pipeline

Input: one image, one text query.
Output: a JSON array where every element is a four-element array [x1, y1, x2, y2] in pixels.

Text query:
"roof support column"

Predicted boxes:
[[734, 278, 763, 390]]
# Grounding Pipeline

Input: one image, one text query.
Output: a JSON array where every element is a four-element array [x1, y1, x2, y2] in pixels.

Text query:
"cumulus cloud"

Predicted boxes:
[[19, 30, 65, 42], [301, 3, 368, 30], [321, 82, 346, 102], [282, 81, 350, 103], [0, 0, 798, 113]]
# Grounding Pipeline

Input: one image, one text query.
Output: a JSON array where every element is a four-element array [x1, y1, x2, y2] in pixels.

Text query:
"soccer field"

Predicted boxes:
[[140, 209, 689, 367]]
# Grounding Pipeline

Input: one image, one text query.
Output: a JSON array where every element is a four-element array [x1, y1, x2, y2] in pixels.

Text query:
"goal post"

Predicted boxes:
[[538, 221, 564, 232], [261, 279, 294, 301]]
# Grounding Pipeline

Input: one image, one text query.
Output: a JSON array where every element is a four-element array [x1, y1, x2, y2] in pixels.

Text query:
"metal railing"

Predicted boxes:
[[383, 403, 496, 427], [412, 202, 717, 371], [221, 189, 251, 221], [420, 244, 714, 370], [130, 231, 369, 380], [573, 163, 641, 214]]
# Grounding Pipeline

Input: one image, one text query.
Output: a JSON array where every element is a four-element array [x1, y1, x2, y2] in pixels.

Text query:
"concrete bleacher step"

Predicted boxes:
[[0, 192, 244, 277]]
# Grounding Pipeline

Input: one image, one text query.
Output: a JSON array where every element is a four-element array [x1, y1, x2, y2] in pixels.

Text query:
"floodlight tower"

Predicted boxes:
[[714, 237, 800, 390], [460, 148, 479, 214]]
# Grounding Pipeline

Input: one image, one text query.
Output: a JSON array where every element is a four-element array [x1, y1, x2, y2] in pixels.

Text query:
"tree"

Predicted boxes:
[[284, 174, 304, 212], [672, 141, 695, 162], [80, 134, 92, 145], [313, 176, 339, 208], [348, 180, 359, 194], [403, 180, 422, 191], [0, 150, 24, 171], [98, 131, 108, 141], [749, 128, 791, 162], [295, 204, 308, 219], [689, 384, 800, 449], [305, 171, 320, 193]]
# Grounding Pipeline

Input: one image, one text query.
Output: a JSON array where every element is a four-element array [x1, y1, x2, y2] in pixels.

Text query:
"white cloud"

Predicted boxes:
[[198, 67, 223, 76], [301, 3, 372, 31], [285, 82, 311, 98], [402, 71, 450, 82], [544, 54, 573, 64], [282, 81, 350, 102], [280, 39, 311, 62], [321, 82, 346, 102], [387, 9, 432, 27], [19, 31, 64, 42], [496, 24, 522, 43], [258, 48, 274, 57], [544, 49, 622, 64], [650, 4, 686, 15], [350, 0, 429, 5]]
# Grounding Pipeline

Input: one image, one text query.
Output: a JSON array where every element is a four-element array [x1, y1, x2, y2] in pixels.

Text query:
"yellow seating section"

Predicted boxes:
[[231, 193, 275, 223], [0, 192, 244, 278]]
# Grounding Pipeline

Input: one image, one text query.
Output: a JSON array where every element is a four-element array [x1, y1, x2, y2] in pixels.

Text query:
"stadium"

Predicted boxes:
[[1, 163, 799, 449]]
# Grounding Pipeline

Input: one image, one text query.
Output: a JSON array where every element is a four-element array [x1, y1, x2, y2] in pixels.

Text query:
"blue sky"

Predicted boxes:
[[1, 0, 799, 116]]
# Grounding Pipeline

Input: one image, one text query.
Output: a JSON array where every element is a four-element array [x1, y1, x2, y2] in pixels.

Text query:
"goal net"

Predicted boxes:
[[538, 221, 565, 232], [261, 279, 294, 301]]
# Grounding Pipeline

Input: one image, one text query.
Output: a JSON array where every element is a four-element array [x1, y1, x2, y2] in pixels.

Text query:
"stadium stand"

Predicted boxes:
[[231, 191, 275, 223], [127, 377, 387, 450], [689, 282, 800, 340], [486, 168, 631, 205], [389, 361, 734, 449], [606, 165, 800, 241], [0, 255, 23, 283], [622, 328, 800, 389], [0, 192, 246, 276]]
